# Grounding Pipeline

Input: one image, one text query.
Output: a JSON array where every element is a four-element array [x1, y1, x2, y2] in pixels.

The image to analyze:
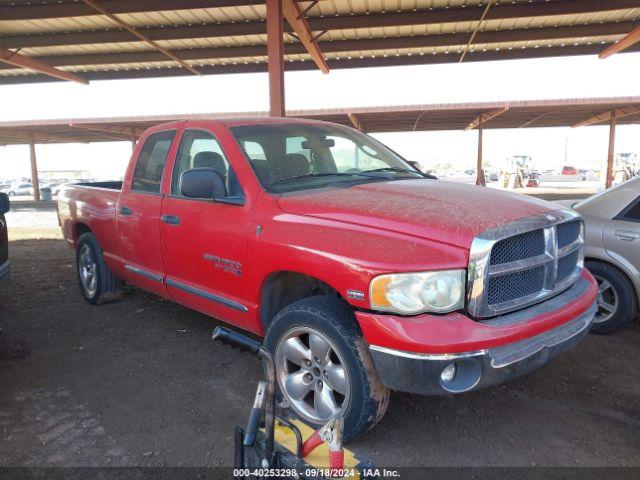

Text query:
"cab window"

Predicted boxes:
[[171, 129, 243, 198], [131, 130, 176, 194]]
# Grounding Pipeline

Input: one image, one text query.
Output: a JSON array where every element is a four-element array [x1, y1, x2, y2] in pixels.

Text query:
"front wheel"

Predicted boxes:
[[586, 261, 637, 334], [264, 295, 390, 440]]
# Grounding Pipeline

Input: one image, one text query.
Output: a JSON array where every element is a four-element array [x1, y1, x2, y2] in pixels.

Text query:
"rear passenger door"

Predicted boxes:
[[117, 127, 178, 297]]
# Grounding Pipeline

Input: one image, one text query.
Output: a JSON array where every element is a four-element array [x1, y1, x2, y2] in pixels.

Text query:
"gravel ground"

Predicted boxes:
[[1, 202, 639, 470]]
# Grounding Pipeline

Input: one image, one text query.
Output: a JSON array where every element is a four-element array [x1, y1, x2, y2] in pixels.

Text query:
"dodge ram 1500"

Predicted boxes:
[[58, 118, 598, 439]]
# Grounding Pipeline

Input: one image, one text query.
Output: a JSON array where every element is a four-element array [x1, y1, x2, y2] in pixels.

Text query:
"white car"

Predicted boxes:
[[1, 183, 34, 197]]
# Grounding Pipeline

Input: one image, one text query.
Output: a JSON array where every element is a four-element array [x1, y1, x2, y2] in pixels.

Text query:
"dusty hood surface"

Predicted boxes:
[[277, 179, 559, 249]]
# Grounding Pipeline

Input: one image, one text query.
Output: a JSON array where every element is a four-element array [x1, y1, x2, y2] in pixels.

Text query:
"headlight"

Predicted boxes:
[[370, 270, 465, 314]]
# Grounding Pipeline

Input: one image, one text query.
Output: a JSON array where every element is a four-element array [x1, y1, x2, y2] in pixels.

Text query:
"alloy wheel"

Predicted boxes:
[[275, 327, 350, 424], [593, 274, 618, 324], [78, 244, 98, 298]]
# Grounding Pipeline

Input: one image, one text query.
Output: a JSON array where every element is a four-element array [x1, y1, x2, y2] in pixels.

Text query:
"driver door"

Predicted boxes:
[[160, 126, 253, 328]]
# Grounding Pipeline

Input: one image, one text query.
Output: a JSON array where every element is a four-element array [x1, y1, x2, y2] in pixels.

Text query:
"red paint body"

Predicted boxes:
[[58, 118, 596, 355]]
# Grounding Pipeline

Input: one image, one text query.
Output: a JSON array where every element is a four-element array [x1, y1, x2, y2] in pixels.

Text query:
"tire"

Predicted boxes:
[[76, 232, 123, 305], [264, 295, 390, 440], [586, 260, 638, 334]]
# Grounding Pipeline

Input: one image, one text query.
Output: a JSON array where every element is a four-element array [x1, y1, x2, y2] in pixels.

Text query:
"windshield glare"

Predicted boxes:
[[230, 123, 422, 193]]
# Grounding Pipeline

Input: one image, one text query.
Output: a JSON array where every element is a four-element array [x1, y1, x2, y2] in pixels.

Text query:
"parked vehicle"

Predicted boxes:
[[562, 166, 579, 176], [1, 182, 33, 197], [52, 180, 83, 197], [557, 177, 640, 333], [613, 153, 639, 185], [0, 193, 10, 287], [58, 118, 597, 439]]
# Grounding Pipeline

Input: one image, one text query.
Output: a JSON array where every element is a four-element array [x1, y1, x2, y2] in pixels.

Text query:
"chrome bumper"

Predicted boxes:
[[369, 302, 596, 396]]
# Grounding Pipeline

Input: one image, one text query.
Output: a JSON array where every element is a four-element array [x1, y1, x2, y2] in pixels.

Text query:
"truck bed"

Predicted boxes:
[[57, 182, 123, 266], [73, 181, 123, 191]]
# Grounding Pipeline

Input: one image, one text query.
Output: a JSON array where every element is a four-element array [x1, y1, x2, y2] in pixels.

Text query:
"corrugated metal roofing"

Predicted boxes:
[[0, 0, 639, 83], [1, 96, 639, 145]]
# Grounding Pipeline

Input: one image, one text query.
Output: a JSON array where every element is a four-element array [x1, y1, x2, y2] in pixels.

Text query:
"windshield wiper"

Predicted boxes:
[[271, 172, 362, 185], [360, 167, 436, 179]]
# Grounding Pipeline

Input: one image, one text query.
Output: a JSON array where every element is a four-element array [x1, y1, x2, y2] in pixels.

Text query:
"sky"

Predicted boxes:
[[1, 52, 639, 181]]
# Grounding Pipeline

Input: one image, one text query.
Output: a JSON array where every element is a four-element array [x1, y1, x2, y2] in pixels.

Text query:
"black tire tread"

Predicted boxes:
[[586, 260, 638, 334], [77, 232, 123, 305], [265, 295, 390, 440]]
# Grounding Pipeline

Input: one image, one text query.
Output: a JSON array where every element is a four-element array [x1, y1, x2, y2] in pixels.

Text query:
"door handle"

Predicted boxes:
[[161, 215, 181, 226], [119, 206, 132, 216], [615, 230, 639, 241]]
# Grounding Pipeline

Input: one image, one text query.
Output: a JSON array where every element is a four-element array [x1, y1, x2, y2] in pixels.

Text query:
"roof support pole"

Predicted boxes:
[[599, 24, 640, 59], [0, 47, 88, 84], [131, 128, 137, 150], [475, 122, 486, 186], [28, 135, 40, 202], [267, 0, 285, 117], [347, 113, 365, 132], [606, 111, 616, 189]]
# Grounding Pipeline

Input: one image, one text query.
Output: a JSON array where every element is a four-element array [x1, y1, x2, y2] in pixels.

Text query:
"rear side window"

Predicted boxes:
[[621, 198, 640, 222], [131, 130, 176, 193]]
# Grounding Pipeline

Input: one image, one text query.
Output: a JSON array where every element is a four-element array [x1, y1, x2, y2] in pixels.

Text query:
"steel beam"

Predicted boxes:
[[460, 0, 494, 63], [606, 111, 616, 189], [3, 43, 640, 85], [282, 0, 329, 73], [600, 24, 640, 59], [267, 0, 285, 117], [0, 47, 88, 84], [81, 0, 200, 76], [475, 124, 486, 186], [347, 113, 364, 132], [0, 0, 260, 21], [465, 107, 509, 131], [572, 107, 640, 128], [67, 123, 134, 142], [28, 136, 41, 202]]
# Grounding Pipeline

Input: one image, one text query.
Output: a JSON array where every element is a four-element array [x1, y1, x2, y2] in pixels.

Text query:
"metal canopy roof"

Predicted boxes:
[[1, 0, 640, 84], [1, 96, 638, 145]]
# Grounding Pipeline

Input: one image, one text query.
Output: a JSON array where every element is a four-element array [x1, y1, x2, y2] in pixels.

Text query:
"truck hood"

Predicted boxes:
[[276, 180, 558, 249]]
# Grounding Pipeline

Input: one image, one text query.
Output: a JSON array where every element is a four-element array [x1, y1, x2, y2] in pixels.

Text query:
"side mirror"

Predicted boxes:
[[180, 168, 227, 200], [0, 193, 10, 215]]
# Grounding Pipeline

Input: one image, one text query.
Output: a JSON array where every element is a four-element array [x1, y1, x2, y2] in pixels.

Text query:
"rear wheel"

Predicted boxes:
[[76, 232, 123, 305], [264, 295, 390, 440], [586, 261, 637, 334]]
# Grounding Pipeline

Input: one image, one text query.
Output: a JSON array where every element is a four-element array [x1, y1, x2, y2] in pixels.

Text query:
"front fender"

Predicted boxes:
[[249, 212, 469, 312]]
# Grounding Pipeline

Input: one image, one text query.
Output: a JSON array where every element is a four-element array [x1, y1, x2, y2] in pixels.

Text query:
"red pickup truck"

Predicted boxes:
[[58, 118, 597, 439]]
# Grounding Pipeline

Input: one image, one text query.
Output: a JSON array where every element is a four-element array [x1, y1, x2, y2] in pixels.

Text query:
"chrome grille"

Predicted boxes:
[[487, 265, 546, 305], [490, 230, 545, 265], [557, 249, 580, 282], [468, 211, 584, 318]]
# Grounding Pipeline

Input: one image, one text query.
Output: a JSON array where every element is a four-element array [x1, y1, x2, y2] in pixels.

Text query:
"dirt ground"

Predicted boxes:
[[1, 201, 639, 470]]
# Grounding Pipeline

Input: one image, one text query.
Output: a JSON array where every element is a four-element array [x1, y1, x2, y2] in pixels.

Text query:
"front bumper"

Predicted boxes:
[[0, 260, 9, 286], [360, 271, 597, 395]]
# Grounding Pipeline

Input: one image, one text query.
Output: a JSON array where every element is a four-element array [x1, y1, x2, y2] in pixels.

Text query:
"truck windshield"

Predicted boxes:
[[230, 123, 424, 193]]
